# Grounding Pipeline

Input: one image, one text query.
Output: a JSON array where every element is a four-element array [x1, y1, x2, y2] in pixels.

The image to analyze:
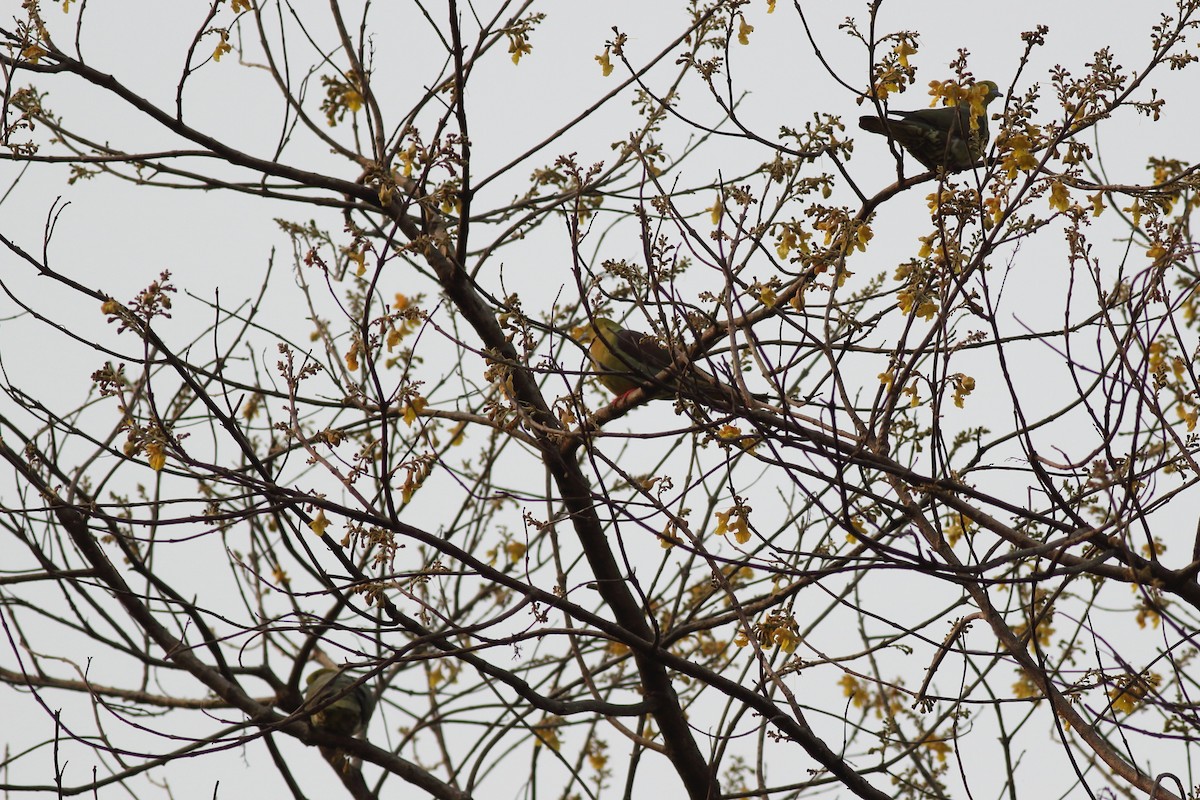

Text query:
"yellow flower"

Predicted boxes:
[[770, 623, 798, 652], [242, 392, 263, 421], [922, 737, 952, 763], [399, 145, 418, 177], [894, 41, 916, 68], [508, 32, 532, 64], [737, 16, 754, 45], [1012, 615, 1054, 650], [1011, 669, 1040, 698], [439, 188, 461, 214], [1135, 595, 1163, 629], [403, 395, 428, 426], [1148, 339, 1167, 371], [944, 513, 972, 546], [309, 509, 330, 536], [347, 247, 366, 277], [1124, 198, 1143, 226], [1177, 403, 1197, 432], [713, 505, 752, 544], [1051, 178, 1070, 209], [898, 288, 937, 321], [853, 222, 873, 251], [22, 44, 48, 63], [605, 640, 630, 656], [145, 441, 166, 471], [952, 373, 975, 408], [926, 189, 953, 214], [917, 234, 935, 258], [715, 424, 759, 452], [845, 516, 865, 543], [872, 73, 900, 101], [838, 674, 867, 707], [776, 227, 798, 258], [401, 470, 418, 504], [999, 133, 1038, 179], [1108, 673, 1159, 714], [533, 717, 563, 751], [505, 540, 526, 563], [212, 30, 232, 62], [964, 82, 994, 130], [595, 47, 613, 76], [586, 740, 609, 772], [730, 514, 750, 543]]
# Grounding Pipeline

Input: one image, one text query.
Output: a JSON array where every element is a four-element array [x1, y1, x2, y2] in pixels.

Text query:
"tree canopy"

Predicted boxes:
[[3, 1, 1200, 799]]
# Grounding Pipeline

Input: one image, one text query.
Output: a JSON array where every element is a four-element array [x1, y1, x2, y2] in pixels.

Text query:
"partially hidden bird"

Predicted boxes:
[[582, 317, 763, 405], [858, 81, 1002, 172], [305, 668, 376, 737]]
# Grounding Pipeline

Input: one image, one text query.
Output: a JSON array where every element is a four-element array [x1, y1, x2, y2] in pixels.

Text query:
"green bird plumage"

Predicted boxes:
[[305, 668, 375, 737], [583, 317, 763, 405], [859, 81, 1002, 172], [586, 317, 675, 399]]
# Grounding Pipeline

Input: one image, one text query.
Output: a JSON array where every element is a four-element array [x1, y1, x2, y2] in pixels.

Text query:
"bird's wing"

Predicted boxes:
[[591, 320, 766, 405], [620, 327, 743, 398], [610, 327, 674, 376], [890, 105, 966, 134]]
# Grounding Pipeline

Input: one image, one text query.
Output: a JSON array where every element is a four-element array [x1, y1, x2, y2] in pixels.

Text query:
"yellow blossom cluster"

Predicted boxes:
[[734, 610, 800, 652], [714, 501, 753, 544]]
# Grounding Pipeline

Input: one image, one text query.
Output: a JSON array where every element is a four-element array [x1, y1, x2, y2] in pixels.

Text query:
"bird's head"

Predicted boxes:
[[979, 80, 1002, 104], [590, 317, 623, 342], [583, 317, 626, 370], [571, 316, 616, 345], [305, 668, 375, 737], [306, 668, 336, 688]]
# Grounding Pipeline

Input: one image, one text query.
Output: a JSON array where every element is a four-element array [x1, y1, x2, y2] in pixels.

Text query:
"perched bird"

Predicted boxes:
[[582, 317, 762, 405], [858, 81, 1002, 172], [304, 668, 375, 738]]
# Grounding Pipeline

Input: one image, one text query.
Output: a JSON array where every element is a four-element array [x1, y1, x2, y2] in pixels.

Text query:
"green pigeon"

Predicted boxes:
[[582, 317, 764, 405], [304, 668, 375, 737], [858, 81, 1002, 172]]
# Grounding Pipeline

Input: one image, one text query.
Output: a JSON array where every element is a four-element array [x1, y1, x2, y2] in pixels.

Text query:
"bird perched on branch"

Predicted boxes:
[[305, 668, 375, 738], [581, 316, 763, 406], [858, 81, 1002, 172]]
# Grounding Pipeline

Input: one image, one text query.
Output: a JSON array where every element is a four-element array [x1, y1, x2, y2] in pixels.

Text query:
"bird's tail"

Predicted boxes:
[[858, 115, 890, 135]]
